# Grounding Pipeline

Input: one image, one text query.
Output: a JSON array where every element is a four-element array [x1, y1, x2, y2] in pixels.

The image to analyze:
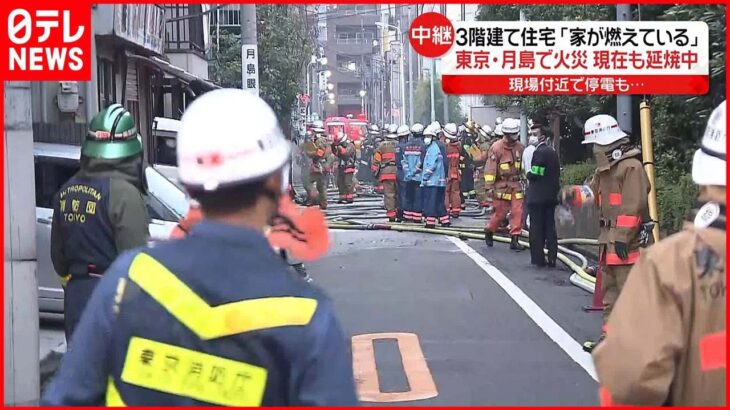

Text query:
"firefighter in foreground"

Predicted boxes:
[[42, 89, 358, 406], [372, 124, 399, 221], [304, 120, 329, 209], [402, 123, 426, 223], [484, 118, 526, 250], [51, 104, 149, 341], [473, 124, 494, 208], [563, 114, 651, 352], [333, 131, 357, 203], [421, 125, 449, 228], [593, 100, 726, 406], [443, 123, 463, 218]]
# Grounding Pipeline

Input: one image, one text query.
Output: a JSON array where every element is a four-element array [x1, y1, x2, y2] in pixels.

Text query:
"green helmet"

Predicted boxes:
[[82, 104, 143, 159]]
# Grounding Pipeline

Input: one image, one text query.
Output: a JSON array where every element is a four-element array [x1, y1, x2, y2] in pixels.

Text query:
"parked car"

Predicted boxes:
[[34, 142, 187, 313]]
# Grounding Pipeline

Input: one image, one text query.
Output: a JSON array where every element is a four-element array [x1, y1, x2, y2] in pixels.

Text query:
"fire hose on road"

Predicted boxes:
[[326, 221, 598, 294]]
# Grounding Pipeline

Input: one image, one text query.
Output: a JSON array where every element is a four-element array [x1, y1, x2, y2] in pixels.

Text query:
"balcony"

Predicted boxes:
[[95, 5, 165, 55], [164, 5, 206, 56]]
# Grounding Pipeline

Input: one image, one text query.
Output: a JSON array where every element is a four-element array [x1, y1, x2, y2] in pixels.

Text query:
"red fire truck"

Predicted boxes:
[[324, 114, 369, 150]]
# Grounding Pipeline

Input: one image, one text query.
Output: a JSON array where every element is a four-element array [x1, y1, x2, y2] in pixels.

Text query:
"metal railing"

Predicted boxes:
[[164, 5, 205, 54]]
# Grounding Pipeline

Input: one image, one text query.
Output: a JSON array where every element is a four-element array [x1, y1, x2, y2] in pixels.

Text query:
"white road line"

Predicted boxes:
[[446, 236, 598, 381]]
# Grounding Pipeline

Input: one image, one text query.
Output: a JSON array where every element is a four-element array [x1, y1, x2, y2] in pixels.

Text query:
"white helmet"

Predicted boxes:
[[410, 123, 425, 134], [397, 124, 411, 138], [481, 124, 493, 136], [177, 89, 291, 192], [692, 100, 726, 186], [583, 114, 627, 146], [335, 131, 349, 145], [495, 117, 503, 125], [501, 118, 520, 135], [386, 123, 399, 139], [443, 123, 459, 139], [369, 124, 380, 135], [312, 120, 325, 133], [430, 121, 442, 132], [494, 123, 504, 137], [423, 125, 438, 137]]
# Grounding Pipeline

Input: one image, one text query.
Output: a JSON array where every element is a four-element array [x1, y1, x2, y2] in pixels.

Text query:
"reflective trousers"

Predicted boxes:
[[337, 169, 354, 201], [403, 181, 423, 222], [486, 197, 524, 235], [445, 179, 462, 216], [382, 180, 397, 218], [423, 186, 449, 226]]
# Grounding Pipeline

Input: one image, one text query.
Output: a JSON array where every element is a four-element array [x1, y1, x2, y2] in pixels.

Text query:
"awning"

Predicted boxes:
[[129, 54, 220, 94]]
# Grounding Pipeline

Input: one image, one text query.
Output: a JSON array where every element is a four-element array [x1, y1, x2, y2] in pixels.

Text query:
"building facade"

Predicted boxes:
[[30, 4, 214, 163]]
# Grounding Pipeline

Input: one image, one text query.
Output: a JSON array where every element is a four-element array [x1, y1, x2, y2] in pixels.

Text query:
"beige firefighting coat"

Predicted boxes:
[[304, 135, 330, 174], [484, 138, 525, 200], [587, 152, 651, 265], [372, 140, 398, 181], [593, 188, 726, 406]]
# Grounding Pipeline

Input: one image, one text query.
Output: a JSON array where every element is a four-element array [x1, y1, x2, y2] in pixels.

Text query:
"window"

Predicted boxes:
[[33, 153, 180, 222], [97, 59, 116, 108], [34, 156, 78, 208]]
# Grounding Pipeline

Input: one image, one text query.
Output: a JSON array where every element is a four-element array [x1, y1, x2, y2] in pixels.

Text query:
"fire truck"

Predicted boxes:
[[324, 114, 369, 150]]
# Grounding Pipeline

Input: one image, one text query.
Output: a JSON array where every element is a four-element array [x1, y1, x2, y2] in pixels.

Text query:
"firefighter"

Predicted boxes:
[[473, 124, 494, 208], [593, 101, 727, 406], [304, 120, 329, 209], [443, 123, 462, 218], [372, 124, 399, 221], [461, 121, 479, 200], [484, 118, 526, 250], [42, 89, 358, 406], [421, 125, 449, 228], [402, 123, 426, 223], [333, 131, 357, 204], [50, 104, 149, 341], [562, 114, 651, 352], [395, 124, 411, 221]]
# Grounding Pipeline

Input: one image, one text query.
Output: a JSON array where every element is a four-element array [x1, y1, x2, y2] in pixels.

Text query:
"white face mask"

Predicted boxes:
[[528, 136, 539, 146], [423, 137, 433, 145]]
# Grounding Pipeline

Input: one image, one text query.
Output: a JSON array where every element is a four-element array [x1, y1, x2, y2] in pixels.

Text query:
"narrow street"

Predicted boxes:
[[303, 187, 601, 405]]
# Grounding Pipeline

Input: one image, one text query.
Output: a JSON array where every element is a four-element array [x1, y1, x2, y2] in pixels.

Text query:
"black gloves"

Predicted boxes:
[[614, 241, 629, 260]]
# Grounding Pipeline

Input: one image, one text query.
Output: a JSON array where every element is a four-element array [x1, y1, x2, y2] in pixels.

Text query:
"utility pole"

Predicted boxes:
[[408, 5, 415, 125], [240, 5, 259, 96], [4, 81, 40, 406], [430, 59, 436, 122], [616, 4, 632, 132], [518, 9, 528, 145], [440, 4, 448, 123]]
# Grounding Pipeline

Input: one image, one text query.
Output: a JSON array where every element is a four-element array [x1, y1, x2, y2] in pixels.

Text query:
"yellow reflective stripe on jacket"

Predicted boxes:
[[485, 174, 496, 182], [106, 378, 126, 406], [120, 337, 267, 407], [128, 253, 318, 340], [514, 192, 524, 200], [496, 192, 512, 200], [499, 162, 510, 170]]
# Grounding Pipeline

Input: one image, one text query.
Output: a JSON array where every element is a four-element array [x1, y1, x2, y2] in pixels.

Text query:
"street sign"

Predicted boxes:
[[241, 44, 259, 96]]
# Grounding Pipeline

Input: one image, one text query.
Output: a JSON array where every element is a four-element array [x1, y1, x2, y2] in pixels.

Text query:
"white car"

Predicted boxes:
[[34, 142, 189, 313]]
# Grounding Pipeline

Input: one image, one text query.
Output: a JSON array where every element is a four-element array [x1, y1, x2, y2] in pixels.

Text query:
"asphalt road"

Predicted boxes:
[[39, 185, 602, 405], [308, 227, 600, 406]]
